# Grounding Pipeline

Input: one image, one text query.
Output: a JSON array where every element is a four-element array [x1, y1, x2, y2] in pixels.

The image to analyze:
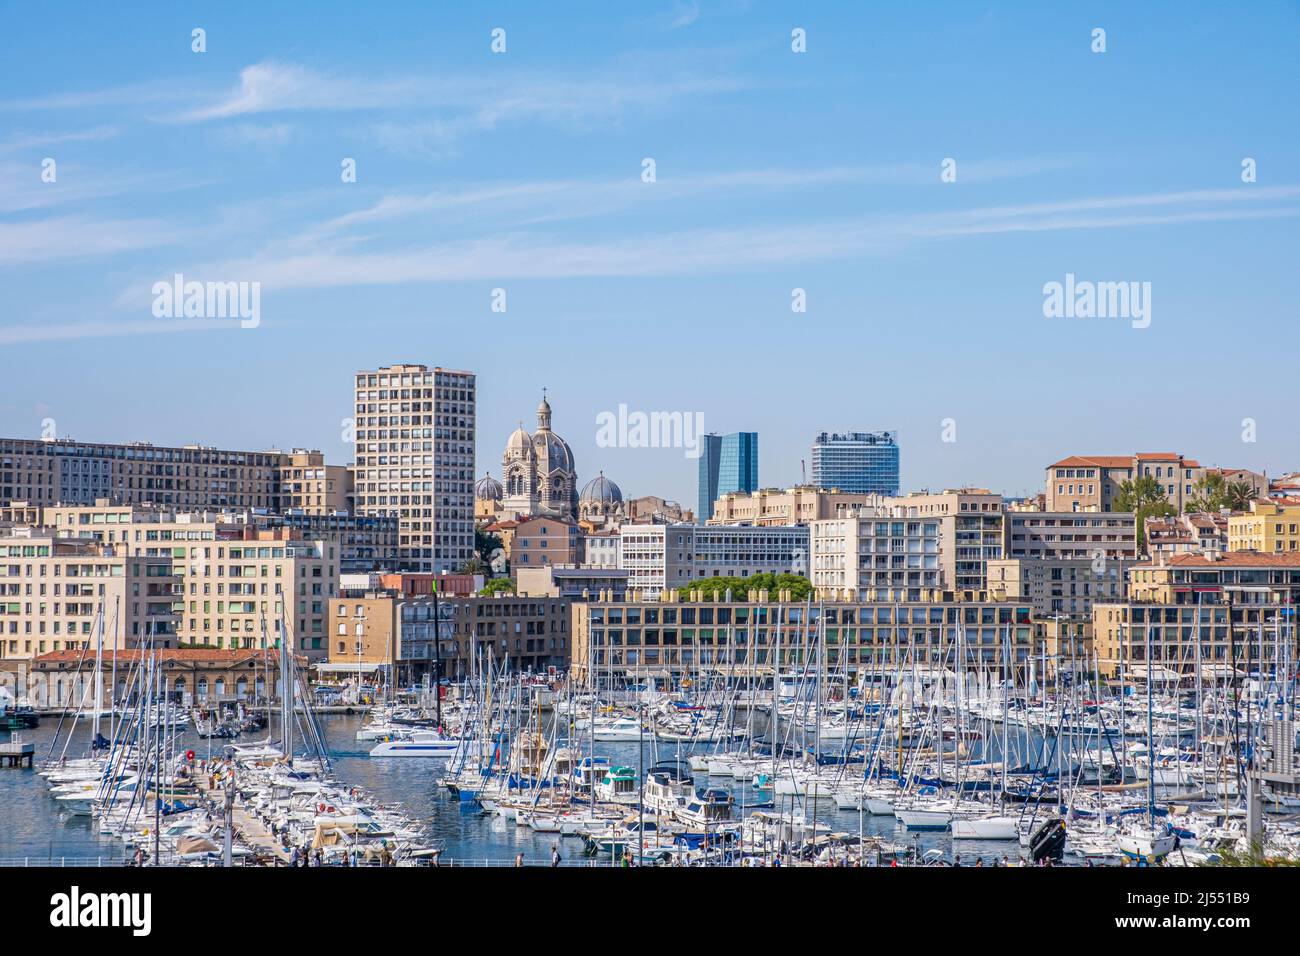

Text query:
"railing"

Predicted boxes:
[[439, 858, 609, 867], [0, 856, 125, 867]]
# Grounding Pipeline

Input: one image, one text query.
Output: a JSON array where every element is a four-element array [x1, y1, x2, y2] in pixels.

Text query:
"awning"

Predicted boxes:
[[313, 662, 385, 674]]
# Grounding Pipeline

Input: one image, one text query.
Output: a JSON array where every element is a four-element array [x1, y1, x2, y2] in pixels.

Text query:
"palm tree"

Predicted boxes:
[[1223, 480, 1257, 512]]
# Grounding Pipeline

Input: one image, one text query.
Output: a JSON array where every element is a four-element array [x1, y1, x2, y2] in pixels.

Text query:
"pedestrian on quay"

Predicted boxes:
[[290, 846, 300, 867], [551, 845, 562, 868], [315, 849, 323, 867], [515, 852, 524, 867]]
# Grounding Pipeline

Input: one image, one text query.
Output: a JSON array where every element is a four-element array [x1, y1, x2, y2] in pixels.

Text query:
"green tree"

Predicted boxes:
[[1113, 475, 1174, 552], [686, 573, 812, 602], [479, 578, 516, 596], [1223, 480, 1257, 512], [1185, 471, 1228, 513]]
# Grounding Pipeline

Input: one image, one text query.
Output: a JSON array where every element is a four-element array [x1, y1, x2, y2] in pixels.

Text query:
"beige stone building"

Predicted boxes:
[[510, 516, 581, 576], [1092, 552, 1300, 677], [708, 486, 878, 526], [0, 527, 179, 660], [277, 449, 352, 513], [986, 557, 1129, 618], [22, 648, 285, 710], [42, 503, 337, 658], [1044, 453, 1203, 512], [352, 363, 476, 574]]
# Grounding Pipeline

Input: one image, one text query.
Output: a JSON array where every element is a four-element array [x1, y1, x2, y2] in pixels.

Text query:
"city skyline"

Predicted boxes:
[[2, 3, 1298, 506]]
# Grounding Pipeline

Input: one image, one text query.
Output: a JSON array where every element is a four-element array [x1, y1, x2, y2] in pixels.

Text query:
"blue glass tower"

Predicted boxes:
[[698, 432, 759, 521]]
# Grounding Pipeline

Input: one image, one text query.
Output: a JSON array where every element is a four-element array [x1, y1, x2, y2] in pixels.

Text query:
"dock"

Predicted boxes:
[[0, 735, 35, 769]]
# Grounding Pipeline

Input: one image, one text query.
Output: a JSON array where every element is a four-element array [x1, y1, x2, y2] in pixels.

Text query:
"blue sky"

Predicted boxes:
[[1, 1, 1297, 506]]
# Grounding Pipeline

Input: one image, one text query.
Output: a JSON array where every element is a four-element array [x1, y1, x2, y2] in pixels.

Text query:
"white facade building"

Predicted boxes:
[[810, 508, 942, 600], [617, 523, 810, 594]]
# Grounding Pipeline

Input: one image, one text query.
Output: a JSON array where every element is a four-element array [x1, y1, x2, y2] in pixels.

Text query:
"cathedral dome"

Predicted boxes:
[[475, 472, 503, 500], [505, 425, 534, 458], [580, 472, 623, 505], [535, 431, 575, 473]]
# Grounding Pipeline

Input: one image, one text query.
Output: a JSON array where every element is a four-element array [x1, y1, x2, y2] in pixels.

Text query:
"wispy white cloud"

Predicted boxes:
[[179, 59, 759, 132], [0, 319, 233, 346], [177, 184, 1300, 293], [0, 216, 169, 266], [0, 126, 121, 153], [668, 1, 701, 29]]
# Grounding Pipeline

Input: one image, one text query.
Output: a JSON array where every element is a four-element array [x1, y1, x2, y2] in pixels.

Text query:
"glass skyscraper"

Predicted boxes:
[[810, 431, 899, 495], [697, 432, 759, 521]]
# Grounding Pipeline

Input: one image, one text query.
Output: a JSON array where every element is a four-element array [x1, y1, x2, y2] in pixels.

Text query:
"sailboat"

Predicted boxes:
[[1117, 621, 1177, 864]]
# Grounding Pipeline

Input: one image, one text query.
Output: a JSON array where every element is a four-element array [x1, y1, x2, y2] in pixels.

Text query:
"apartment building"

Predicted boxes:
[[617, 523, 809, 594], [43, 503, 336, 658], [1044, 453, 1203, 512], [986, 557, 1129, 618], [809, 508, 942, 600], [276, 449, 353, 514], [0, 528, 179, 660], [1003, 510, 1137, 561], [883, 489, 1004, 592], [1227, 499, 1300, 554], [352, 364, 476, 574], [572, 592, 1035, 683], [707, 486, 880, 526], [326, 590, 571, 684], [509, 515, 581, 574], [0, 437, 316, 510], [1092, 552, 1300, 678]]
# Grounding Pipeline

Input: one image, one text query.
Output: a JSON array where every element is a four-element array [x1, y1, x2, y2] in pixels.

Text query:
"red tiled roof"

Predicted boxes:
[[1134, 551, 1300, 569], [1048, 455, 1133, 469]]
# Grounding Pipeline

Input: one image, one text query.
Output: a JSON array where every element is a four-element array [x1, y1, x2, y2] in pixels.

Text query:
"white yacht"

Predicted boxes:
[[369, 730, 459, 758]]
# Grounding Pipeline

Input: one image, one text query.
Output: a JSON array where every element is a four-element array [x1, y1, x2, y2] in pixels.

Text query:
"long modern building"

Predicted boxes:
[[618, 523, 808, 594], [810, 431, 899, 496], [697, 432, 758, 522], [1002, 510, 1138, 561], [572, 592, 1035, 683], [352, 363, 476, 574], [0, 437, 346, 512]]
